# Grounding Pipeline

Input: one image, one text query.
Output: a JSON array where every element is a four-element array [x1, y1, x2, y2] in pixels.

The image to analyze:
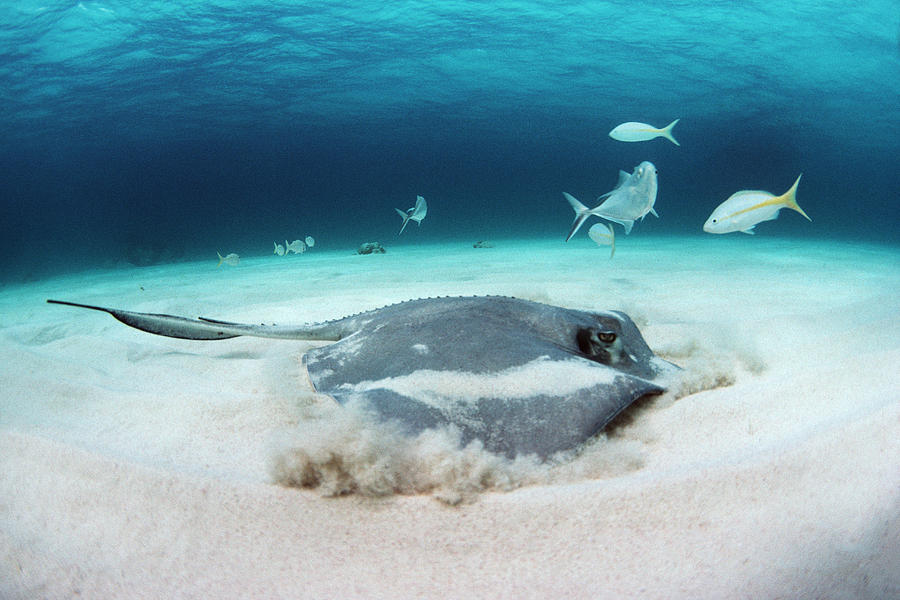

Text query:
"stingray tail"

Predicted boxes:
[[46, 299, 243, 340], [563, 192, 592, 242], [47, 300, 345, 341], [395, 208, 411, 235]]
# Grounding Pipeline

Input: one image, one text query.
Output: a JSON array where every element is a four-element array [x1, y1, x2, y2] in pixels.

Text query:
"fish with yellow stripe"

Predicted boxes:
[[703, 174, 811, 234], [609, 119, 680, 146]]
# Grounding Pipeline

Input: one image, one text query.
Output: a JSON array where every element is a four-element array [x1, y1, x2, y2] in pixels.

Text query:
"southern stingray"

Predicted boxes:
[[47, 296, 678, 459]]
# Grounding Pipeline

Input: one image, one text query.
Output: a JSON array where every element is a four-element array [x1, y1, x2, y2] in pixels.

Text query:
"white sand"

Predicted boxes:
[[1, 236, 898, 598]]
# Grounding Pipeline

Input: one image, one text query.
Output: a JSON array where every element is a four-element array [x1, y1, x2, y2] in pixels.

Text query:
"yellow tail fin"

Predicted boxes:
[[781, 174, 811, 221], [662, 118, 680, 146]]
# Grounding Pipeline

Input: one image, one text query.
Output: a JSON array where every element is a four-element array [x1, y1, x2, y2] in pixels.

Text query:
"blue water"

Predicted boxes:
[[2, 1, 899, 280]]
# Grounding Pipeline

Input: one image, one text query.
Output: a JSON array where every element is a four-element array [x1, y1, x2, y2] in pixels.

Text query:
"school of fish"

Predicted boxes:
[[560, 118, 810, 254], [215, 119, 810, 264]]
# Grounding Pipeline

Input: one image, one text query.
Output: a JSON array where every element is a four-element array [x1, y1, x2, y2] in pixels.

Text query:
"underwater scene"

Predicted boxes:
[[1, 1, 899, 598], [1, 0, 899, 276]]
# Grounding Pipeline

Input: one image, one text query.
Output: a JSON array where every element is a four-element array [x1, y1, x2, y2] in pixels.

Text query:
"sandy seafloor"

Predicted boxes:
[[1, 236, 898, 599]]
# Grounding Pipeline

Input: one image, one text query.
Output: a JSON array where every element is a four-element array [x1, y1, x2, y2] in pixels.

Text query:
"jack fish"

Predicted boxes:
[[564, 161, 659, 240]]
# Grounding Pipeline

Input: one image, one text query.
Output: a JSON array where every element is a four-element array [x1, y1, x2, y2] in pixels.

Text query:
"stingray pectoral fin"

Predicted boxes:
[[47, 299, 242, 340]]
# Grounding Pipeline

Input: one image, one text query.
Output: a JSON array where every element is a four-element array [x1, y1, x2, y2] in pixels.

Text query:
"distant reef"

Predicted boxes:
[[356, 242, 386, 255]]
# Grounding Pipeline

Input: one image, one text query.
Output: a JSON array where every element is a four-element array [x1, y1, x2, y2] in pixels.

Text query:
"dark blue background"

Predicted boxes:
[[2, 1, 898, 279]]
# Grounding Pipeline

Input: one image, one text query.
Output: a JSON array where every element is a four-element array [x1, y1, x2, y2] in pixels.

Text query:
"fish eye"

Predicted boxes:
[[712, 218, 717, 223], [599, 332, 616, 343]]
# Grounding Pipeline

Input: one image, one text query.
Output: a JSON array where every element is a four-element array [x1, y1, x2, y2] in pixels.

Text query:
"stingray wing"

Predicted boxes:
[[314, 365, 662, 458], [463, 372, 663, 458], [304, 333, 665, 458]]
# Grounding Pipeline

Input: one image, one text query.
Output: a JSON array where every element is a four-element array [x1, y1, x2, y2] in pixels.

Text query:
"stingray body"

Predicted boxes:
[[47, 296, 678, 458]]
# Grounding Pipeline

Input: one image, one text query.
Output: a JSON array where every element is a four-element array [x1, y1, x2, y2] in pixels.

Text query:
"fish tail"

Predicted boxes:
[[563, 192, 591, 242], [216, 251, 224, 268], [662, 118, 680, 146], [395, 208, 411, 234], [782, 174, 811, 221]]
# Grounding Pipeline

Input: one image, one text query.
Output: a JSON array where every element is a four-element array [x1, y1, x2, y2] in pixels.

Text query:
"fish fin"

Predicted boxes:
[[662, 118, 680, 146], [413, 195, 428, 219], [781, 174, 811, 221], [566, 214, 590, 242], [609, 226, 616, 259], [650, 207, 659, 218], [563, 192, 591, 241], [563, 192, 589, 213], [615, 170, 630, 188], [740, 226, 756, 235], [601, 217, 635, 235], [216, 251, 224, 267], [395, 208, 411, 234]]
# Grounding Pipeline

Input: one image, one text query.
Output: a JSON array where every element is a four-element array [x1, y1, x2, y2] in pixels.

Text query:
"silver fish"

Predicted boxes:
[[564, 161, 659, 240], [286, 239, 306, 254], [216, 252, 240, 267], [395, 195, 427, 234]]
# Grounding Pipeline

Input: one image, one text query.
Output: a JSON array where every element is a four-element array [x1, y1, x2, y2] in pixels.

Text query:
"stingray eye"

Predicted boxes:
[[598, 332, 616, 343]]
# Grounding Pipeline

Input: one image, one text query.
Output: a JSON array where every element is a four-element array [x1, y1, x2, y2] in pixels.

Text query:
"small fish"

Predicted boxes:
[[564, 161, 659, 240], [395, 195, 428, 234], [703, 174, 810, 235], [588, 223, 616, 258], [274, 242, 285, 256], [305, 236, 315, 248], [609, 119, 680, 146], [216, 252, 240, 267], [286, 239, 306, 254]]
